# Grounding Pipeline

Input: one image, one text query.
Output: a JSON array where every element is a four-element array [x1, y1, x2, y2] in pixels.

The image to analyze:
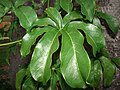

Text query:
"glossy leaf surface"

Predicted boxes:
[[45, 7, 62, 28], [60, 27, 91, 88], [76, 0, 95, 21], [15, 6, 37, 31], [22, 78, 36, 90], [30, 29, 59, 84], [15, 0, 28, 7], [87, 60, 102, 87], [100, 56, 116, 86], [63, 11, 83, 26], [96, 12, 119, 33], [20, 26, 52, 57], [93, 17, 101, 29], [60, 0, 73, 13], [69, 21, 106, 56], [16, 69, 26, 90], [33, 18, 57, 28]]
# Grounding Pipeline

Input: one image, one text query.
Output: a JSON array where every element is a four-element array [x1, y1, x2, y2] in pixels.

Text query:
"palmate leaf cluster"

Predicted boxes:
[[0, 0, 120, 90]]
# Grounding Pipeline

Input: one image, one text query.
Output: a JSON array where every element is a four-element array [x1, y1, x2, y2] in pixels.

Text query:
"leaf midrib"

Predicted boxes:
[[42, 30, 59, 81], [65, 30, 84, 81], [46, 9, 61, 28], [19, 7, 32, 28], [80, 0, 95, 21]]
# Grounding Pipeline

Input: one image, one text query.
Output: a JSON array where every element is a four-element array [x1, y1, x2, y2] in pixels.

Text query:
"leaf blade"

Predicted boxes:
[[76, 0, 95, 21], [93, 17, 101, 29], [63, 11, 83, 26], [30, 29, 59, 84], [57, 70, 72, 90], [16, 69, 26, 90], [22, 77, 36, 90], [60, 27, 91, 88], [14, 6, 37, 31], [68, 21, 106, 56], [100, 56, 116, 86], [87, 60, 102, 87], [0, 0, 13, 8], [50, 71, 58, 90], [0, 5, 6, 18], [15, 0, 28, 7], [111, 58, 120, 67], [33, 18, 57, 28], [20, 26, 52, 57], [60, 0, 73, 13], [45, 7, 62, 28], [54, 0, 60, 10], [96, 11, 119, 33]]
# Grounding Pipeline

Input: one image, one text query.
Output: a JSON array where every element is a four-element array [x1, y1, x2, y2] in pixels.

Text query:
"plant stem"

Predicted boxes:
[[0, 39, 22, 47]]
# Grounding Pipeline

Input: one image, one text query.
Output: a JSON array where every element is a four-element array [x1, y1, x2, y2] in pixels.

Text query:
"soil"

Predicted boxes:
[[98, 0, 120, 90]]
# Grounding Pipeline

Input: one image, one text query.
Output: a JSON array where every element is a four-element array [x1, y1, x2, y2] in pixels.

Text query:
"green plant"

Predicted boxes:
[[0, 0, 120, 90]]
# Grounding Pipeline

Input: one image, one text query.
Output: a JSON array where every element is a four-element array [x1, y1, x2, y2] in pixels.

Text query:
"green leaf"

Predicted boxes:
[[68, 21, 106, 56], [15, 0, 28, 7], [60, 27, 91, 88], [93, 17, 101, 29], [63, 11, 83, 26], [33, 18, 57, 28], [100, 56, 116, 87], [45, 7, 62, 28], [0, 5, 9, 18], [30, 29, 59, 84], [76, 0, 95, 21], [0, 5, 5, 18], [0, 0, 13, 8], [25, 65, 31, 77], [96, 11, 119, 33], [50, 71, 58, 90], [14, 6, 37, 31], [111, 58, 120, 67], [16, 69, 26, 90], [87, 60, 102, 87], [100, 48, 110, 58], [20, 26, 52, 57], [60, 0, 73, 13], [22, 77, 36, 90], [54, 0, 60, 10], [57, 70, 71, 90]]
